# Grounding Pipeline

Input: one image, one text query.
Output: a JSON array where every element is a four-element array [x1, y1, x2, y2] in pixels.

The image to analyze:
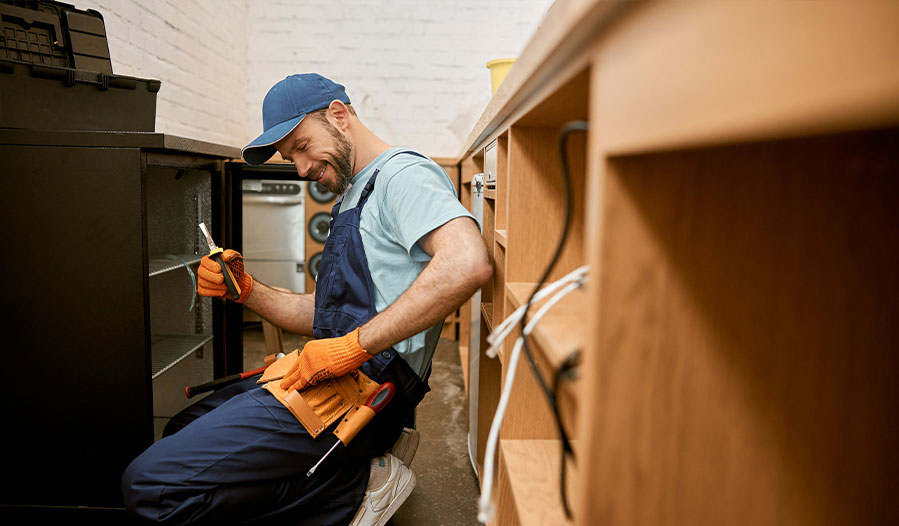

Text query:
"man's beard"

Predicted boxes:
[[319, 121, 354, 195]]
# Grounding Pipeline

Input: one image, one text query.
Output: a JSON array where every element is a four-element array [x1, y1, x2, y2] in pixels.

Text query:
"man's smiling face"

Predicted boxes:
[[276, 110, 355, 194]]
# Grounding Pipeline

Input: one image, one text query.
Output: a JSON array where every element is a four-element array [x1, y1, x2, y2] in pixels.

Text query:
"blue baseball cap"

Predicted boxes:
[[242, 73, 351, 165]]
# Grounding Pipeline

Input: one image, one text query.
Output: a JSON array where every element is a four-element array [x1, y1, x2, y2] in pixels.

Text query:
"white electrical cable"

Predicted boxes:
[[485, 265, 589, 358], [487, 265, 588, 347], [477, 274, 588, 523]]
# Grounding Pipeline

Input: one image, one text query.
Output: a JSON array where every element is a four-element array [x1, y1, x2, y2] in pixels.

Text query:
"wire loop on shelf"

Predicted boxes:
[[477, 273, 588, 523]]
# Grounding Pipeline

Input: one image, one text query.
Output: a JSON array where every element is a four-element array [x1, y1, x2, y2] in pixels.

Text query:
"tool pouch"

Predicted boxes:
[[333, 405, 376, 446], [259, 350, 380, 439]]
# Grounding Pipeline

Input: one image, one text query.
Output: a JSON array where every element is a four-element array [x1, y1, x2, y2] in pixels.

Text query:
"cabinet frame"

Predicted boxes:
[[454, 1, 899, 525]]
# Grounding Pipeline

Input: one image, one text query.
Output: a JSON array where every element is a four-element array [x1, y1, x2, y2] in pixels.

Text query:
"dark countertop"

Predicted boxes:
[[0, 129, 242, 159]]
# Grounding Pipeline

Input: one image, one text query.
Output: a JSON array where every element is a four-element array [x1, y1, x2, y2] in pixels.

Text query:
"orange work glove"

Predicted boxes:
[[279, 328, 372, 391], [197, 249, 254, 303]]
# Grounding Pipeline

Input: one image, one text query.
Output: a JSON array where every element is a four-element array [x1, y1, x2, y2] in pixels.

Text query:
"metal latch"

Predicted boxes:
[[472, 173, 484, 197]]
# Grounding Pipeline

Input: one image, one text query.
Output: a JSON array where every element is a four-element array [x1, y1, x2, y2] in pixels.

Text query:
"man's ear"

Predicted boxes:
[[327, 100, 351, 131]]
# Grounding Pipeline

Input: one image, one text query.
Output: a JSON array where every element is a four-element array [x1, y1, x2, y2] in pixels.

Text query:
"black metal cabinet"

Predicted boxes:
[[0, 130, 243, 515]]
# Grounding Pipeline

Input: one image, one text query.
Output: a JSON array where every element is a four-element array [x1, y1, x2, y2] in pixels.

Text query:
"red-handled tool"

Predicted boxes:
[[306, 381, 396, 477], [185, 365, 269, 398]]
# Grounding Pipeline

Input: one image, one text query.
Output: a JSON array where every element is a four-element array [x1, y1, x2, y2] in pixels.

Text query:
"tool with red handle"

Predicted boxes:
[[306, 381, 396, 476], [185, 364, 269, 398]]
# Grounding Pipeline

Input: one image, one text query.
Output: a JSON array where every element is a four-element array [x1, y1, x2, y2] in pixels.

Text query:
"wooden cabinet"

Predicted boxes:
[[456, 1, 899, 525]]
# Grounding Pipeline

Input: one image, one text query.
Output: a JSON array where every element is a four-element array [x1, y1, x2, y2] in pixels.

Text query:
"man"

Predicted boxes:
[[121, 73, 491, 525]]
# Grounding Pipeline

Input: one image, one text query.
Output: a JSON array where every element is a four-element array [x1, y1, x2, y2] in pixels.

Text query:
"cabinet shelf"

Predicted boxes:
[[505, 282, 588, 370], [148, 254, 203, 277], [495, 229, 508, 247], [484, 188, 497, 200], [499, 439, 574, 526], [151, 333, 212, 379]]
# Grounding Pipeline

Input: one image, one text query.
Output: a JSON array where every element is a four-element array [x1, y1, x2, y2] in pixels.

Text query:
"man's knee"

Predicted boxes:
[[121, 448, 172, 522]]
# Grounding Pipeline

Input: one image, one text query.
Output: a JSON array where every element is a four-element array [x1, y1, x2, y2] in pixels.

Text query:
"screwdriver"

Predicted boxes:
[[199, 222, 241, 301], [307, 381, 396, 477]]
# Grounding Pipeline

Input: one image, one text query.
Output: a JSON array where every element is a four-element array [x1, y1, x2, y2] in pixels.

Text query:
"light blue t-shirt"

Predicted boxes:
[[330, 147, 476, 378]]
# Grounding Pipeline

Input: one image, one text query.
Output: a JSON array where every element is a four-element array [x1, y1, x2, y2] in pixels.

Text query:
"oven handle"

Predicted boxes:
[[243, 195, 304, 205]]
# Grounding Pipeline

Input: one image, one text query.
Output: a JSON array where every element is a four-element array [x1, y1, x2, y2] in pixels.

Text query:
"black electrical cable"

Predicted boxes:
[[516, 120, 588, 519], [553, 349, 581, 518]]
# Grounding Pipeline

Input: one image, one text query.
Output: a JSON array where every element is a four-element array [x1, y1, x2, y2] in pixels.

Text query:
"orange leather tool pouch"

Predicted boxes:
[[259, 350, 380, 439]]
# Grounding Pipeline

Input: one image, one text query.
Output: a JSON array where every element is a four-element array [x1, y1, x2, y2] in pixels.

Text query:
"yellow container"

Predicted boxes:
[[486, 57, 516, 94]]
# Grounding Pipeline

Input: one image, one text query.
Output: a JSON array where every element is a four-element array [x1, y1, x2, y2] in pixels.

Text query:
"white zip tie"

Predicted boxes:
[[477, 276, 587, 523], [485, 265, 589, 358]]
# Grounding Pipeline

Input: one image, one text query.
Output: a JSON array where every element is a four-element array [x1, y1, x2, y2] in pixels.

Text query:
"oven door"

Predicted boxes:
[[241, 179, 306, 293]]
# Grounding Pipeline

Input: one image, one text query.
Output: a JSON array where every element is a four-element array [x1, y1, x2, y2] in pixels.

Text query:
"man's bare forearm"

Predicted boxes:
[[358, 217, 492, 354], [243, 280, 315, 336]]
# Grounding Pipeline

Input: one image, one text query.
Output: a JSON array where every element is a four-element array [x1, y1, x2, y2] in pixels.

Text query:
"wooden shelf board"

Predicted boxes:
[[484, 188, 497, 200], [505, 282, 588, 370], [495, 229, 508, 247], [500, 439, 574, 526]]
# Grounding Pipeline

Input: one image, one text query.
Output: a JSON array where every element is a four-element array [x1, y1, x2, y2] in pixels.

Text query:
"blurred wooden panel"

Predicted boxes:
[[587, 128, 899, 525], [594, 1, 899, 155]]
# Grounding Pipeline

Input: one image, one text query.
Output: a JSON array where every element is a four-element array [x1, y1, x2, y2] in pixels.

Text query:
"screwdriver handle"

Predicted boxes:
[[209, 248, 241, 301], [365, 382, 395, 413], [332, 382, 397, 447], [306, 382, 397, 477]]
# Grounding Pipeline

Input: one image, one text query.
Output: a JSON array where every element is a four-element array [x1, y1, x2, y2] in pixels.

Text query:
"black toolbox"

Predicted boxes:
[[1, 0, 112, 72], [0, 0, 160, 132], [0, 58, 161, 131]]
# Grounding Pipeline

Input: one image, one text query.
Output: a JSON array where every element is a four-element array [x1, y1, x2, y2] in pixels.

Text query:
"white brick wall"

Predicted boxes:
[[247, 0, 554, 157], [77, 0, 249, 148], [70, 0, 552, 156]]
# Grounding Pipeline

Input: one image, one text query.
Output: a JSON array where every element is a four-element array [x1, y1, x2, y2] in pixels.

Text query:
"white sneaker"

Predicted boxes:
[[389, 427, 420, 467], [349, 454, 416, 526]]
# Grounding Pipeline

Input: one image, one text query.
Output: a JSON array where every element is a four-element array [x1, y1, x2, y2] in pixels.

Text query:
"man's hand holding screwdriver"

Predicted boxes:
[[197, 248, 254, 303]]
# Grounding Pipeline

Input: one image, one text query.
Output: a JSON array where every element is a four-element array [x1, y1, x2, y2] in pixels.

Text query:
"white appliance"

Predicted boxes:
[[468, 173, 485, 476], [241, 179, 306, 293]]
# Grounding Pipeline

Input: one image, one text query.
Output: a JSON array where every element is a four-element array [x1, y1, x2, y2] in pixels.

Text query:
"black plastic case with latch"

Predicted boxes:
[[0, 0, 160, 132]]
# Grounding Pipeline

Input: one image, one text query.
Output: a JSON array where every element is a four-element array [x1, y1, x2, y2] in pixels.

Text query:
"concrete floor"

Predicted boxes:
[[243, 325, 481, 526]]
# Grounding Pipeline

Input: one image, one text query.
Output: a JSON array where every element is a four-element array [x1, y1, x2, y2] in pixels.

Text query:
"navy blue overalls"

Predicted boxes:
[[122, 151, 430, 525]]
